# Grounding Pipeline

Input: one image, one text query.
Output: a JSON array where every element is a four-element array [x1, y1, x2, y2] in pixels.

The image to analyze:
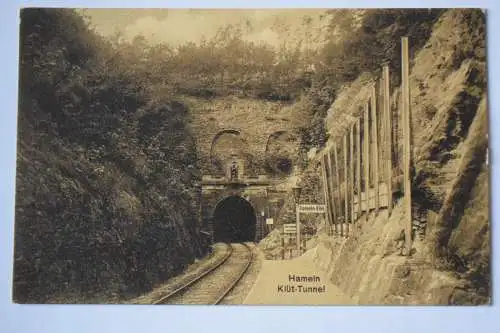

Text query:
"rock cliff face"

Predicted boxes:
[[313, 9, 489, 304]]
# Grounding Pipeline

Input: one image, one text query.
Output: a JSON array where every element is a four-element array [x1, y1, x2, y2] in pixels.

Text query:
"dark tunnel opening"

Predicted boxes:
[[213, 196, 256, 243]]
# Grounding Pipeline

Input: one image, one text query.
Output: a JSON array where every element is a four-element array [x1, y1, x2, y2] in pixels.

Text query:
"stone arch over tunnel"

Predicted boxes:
[[212, 195, 256, 243], [210, 129, 254, 175]]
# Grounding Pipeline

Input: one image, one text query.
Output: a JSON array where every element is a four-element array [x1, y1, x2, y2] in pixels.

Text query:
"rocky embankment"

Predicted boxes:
[[304, 9, 488, 305], [13, 9, 206, 303]]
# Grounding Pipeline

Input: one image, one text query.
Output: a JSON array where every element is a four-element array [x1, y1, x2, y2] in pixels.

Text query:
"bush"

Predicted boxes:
[[14, 9, 205, 303]]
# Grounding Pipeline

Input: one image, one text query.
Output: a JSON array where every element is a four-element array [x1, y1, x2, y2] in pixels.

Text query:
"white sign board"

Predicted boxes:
[[298, 204, 327, 213], [283, 223, 297, 234], [266, 218, 274, 225]]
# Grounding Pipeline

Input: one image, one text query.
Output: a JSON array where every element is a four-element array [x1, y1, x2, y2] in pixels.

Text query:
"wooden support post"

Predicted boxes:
[[327, 149, 338, 234], [379, 76, 386, 196], [320, 155, 328, 234], [333, 143, 342, 236], [371, 84, 380, 215], [281, 237, 285, 259], [349, 124, 355, 233], [364, 103, 370, 222], [402, 37, 412, 256], [383, 65, 393, 215], [321, 154, 333, 235], [343, 134, 349, 236], [296, 206, 300, 253], [379, 76, 385, 147], [356, 118, 362, 222]]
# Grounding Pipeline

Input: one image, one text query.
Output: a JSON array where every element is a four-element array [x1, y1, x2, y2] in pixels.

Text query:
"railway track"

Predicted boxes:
[[153, 242, 254, 305]]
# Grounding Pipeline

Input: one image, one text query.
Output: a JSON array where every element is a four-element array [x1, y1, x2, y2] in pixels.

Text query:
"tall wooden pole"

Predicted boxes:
[[349, 124, 355, 232], [380, 76, 385, 151], [356, 118, 362, 222], [321, 154, 333, 235], [364, 103, 370, 222], [379, 76, 386, 195], [371, 84, 380, 215], [402, 37, 412, 256], [296, 203, 300, 253], [327, 149, 338, 234], [343, 134, 349, 236], [383, 65, 393, 215], [333, 143, 342, 236]]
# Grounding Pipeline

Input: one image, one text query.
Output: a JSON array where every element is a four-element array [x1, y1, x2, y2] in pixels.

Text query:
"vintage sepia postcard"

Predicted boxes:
[[13, 8, 489, 305]]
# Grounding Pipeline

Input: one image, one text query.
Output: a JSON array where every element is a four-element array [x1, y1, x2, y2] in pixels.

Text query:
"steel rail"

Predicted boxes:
[[213, 242, 254, 305], [152, 243, 233, 305]]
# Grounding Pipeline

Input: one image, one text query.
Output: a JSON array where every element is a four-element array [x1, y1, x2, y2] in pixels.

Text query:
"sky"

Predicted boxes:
[[82, 9, 332, 47]]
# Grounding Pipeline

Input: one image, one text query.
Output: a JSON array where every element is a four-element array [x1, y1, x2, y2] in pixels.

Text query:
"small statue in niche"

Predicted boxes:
[[230, 161, 239, 180]]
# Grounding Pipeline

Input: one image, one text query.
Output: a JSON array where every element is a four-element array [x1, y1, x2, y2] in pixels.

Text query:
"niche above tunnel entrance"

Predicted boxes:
[[264, 131, 299, 177], [213, 196, 256, 243], [210, 129, 254, 176]]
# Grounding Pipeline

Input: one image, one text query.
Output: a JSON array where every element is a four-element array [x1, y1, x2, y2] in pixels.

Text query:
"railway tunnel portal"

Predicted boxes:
[[200, 171, 284, 243], [187, 97, 308, 244], [196, 122, 302, 244]]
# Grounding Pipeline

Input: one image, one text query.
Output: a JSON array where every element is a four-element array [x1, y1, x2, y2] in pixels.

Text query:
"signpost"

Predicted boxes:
[[297, 204, 327, 234], [283, 223, 297, 234], [292, 184, 302, 253], [294, 203, 327, 255], [266, 218, 274, 225], [298, 204, 327, 213]]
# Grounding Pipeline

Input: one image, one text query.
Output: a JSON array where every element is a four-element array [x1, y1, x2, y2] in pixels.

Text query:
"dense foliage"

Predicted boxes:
[[301, 9, 444, 149], [13, 8, 451, 302], [84, 9, 443, 151], [14, 9, 205, 303]]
